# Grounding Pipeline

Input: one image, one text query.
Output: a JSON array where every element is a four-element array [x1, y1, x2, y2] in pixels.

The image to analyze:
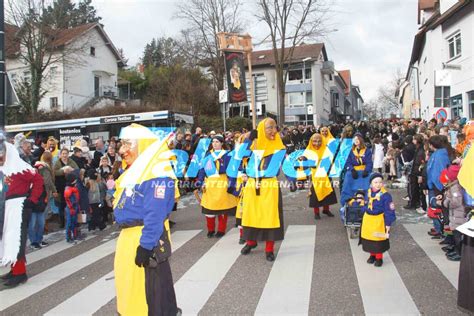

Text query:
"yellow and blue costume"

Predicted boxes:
[[113, 124, 179, 316]]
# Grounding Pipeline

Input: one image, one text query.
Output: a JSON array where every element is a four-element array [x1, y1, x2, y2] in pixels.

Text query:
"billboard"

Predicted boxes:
[[224, 52, 247, 103]]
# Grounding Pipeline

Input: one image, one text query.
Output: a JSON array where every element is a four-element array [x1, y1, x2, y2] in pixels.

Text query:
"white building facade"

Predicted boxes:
[[237, 43, 337, 126], [6, 23, 124, 112], [407, 0, 473, 120]]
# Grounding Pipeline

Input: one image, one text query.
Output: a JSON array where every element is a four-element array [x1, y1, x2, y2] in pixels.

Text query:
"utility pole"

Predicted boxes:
[[216, 32, 256, 129], [0, 0, 5, 128]]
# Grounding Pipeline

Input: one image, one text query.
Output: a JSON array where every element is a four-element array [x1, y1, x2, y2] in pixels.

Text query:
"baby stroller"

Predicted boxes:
[[340, 190, 365, 239]]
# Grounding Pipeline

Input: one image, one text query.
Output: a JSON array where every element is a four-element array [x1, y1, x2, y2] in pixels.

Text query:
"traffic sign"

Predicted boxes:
[[435, 108, 448, 120]]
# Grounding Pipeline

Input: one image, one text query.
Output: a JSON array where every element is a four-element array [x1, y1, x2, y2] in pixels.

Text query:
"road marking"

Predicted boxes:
[[255, 225, 316, 315], [43, 230, 201, 316], [0, 235, 95, 275], [0, 239, 117, 311], [404, 223, 459, 289], [347, 230, 419, 315], [174, 228, 241, 315]]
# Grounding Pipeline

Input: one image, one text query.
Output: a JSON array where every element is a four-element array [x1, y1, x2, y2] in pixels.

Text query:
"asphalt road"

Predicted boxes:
[[0, 181, 468, 316]]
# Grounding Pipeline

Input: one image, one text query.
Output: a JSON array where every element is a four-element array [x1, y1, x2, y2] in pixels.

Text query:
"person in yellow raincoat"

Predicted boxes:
[[240, 118, 286, 262], [113, 124, 180, 316], [194, 135, 238, 238], [359, 173, 396, 267], [303, 133, 337, 220]]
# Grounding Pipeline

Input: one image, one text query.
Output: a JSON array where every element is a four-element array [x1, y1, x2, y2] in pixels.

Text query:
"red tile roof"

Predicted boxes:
[[338, 70, 351, 95], [247, 43, 326, 67], [5, 22, 123, 65]]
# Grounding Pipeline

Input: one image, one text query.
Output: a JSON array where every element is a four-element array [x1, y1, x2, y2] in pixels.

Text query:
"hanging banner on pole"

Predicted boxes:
[[224, 52, 247, 103]]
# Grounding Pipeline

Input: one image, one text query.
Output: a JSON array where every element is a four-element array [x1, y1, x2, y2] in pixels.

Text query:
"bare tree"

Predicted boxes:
[[6, 0, 89, 118], [175, 0, 244, 91], [255, 0, 331, 124]]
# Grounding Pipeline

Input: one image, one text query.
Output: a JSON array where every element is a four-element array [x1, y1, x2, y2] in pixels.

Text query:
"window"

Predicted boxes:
[[447, 32, 461, 60], [90, 46, 96, 56], [332, 93, 339, 107], [23, 70, 31, 82], [287, 92, 305, 107], [434, 86, 450, 107], [288, 69, 303, 81], [450, 95, 463, 118], [50, 97, 58, 110], [306, 91, 313, 103], [468, 91, 474, 119], [304, 68, 311, 80]]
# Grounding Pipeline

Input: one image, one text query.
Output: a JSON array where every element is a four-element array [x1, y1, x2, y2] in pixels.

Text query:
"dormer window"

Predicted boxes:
[[90, 46, 96, 56]]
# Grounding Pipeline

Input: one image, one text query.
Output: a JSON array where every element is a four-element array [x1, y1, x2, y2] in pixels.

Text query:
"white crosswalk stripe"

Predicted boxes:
[[347, 230, 420, 315], [404, 223, 460, 289], [0, 234, 95, 275], [0, 224, 463, 315], [0, 239, 117, 311], [255, 225, 316, 315], [43, 230, 201, 316], [174, 228, 242, 315]]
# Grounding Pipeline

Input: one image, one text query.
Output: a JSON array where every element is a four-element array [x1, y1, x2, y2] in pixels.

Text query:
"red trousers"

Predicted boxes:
[[314, 205, 329, 215], [11, 257, 27, 275], [247, 240, 275, 252], [206, 215, 228, 233], [370, 253, 383, 260]]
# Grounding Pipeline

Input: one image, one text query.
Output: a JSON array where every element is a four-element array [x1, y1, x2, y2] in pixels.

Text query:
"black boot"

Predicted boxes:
[[238, 238, 245, 245], [0, 271, 13, 280], [367, 256, 376, 264], [241, 243, 257, 255], [374, 259, 383, 267], [3, 274, 28, 287], [266, 252, 275, 262], [207, 231, 215, 238], [323, 210, 334, 217], [215, 232, 225, 238], [314, 213, 321, 220]]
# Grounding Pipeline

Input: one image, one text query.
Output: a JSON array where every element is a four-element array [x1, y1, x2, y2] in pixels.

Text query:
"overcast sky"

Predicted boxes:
[[92, 0, 419, 101]]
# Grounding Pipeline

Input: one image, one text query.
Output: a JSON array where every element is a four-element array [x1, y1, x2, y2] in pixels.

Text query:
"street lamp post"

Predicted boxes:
[[302, 57, 311, 126], [411, 65, 421, 119], [0, 0, 5, 128]]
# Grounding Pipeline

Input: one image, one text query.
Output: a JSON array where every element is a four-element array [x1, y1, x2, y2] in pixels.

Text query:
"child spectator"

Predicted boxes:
[[438, 165, 465, 261], [86, 169, 106, 231], [64, 173, 80, 243]]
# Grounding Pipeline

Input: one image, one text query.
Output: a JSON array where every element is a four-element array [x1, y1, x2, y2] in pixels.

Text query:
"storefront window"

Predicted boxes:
[[450, 94, 462, 119], [468, 91, 474, 119]]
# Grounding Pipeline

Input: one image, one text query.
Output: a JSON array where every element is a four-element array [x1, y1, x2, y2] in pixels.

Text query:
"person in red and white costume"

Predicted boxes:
[[0, 131, 44, 287]]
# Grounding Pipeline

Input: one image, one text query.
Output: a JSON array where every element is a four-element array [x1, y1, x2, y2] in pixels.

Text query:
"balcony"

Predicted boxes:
[[321, 61, 335, 75]]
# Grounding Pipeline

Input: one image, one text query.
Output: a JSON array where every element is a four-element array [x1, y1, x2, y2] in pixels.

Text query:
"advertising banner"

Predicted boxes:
[[224, 52, 247, 103]]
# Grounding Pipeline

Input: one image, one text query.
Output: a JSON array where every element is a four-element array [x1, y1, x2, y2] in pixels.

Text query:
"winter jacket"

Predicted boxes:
[[35, 161, 57, 195], [442, 180, 467, 230], [410, 146, 425, 177], [426, 148, 451, 191]]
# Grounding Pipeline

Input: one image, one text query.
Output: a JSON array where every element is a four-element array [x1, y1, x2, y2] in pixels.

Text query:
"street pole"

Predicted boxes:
[[411, 65, 421, 119], [247, 52, 256, 129], [0, 0, 5, 128], [303, 60, 307, 126], [222, 102, 226, 131]]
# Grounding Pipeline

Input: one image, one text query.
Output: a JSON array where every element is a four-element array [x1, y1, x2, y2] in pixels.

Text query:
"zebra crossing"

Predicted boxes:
[[0, 223, 463, 315]]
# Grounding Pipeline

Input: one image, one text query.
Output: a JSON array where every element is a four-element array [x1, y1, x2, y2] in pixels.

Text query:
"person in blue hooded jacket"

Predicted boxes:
[[426, 135, 452, 236], [341, 133, 372, 206]]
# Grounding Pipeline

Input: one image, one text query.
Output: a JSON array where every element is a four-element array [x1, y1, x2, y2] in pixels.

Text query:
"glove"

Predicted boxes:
[[23, 199, 36, 210], [135, 245, 154, 268], [351, 169, 358, 179], [249, 130, 258, 141], [362, 170, 369, 178]]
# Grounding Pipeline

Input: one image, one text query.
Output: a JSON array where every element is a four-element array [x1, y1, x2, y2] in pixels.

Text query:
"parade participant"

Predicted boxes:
[[0, 131, 44, 287], [240, 118, 286, 262], [360, 173, 396, 267], [340, 133, 372, 205], [195, 135, 238, 238], [234, 134, 248, 245], [114, 124, 180, 316], [303, 133, 337, 220], [45, 136, 59, 163]]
